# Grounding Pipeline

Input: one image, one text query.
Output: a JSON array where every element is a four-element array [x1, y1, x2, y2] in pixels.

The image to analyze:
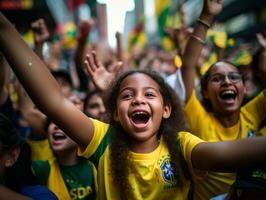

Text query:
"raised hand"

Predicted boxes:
[[164, 26, 192, 53], [77, 19, 95, 42], [115, 31, 123, 62], [31, 18, 49, 45], [84, 51, 123, 92], [181, 0, 224, 103], [201, 0, 223, 23]]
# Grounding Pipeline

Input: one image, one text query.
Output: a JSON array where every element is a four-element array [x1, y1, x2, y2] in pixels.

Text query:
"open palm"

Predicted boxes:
[[84, 51, 122, 92], [203, 0, 223, 17]]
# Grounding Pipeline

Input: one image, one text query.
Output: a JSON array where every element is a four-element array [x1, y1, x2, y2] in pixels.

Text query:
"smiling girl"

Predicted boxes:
[[180, 0, 266, 199], [1, 4, 266, 200]]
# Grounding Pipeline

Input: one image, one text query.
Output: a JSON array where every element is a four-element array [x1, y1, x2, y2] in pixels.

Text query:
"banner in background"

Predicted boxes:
[[127, 16, 147, 53], [0, 0, 33, 10]]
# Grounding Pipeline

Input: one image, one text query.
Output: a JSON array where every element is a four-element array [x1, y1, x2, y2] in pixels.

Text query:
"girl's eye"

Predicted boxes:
[[229, 73, 242, 81], [210, 75, 222, 83], [145, 92, 155, 97], [121, 93, 133, 99]]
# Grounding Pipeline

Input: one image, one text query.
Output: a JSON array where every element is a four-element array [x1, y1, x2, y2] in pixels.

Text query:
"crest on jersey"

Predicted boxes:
[[160, 158, 176, 184]]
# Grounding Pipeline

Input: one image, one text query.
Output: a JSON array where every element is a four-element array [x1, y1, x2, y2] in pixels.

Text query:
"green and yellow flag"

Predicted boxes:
[[155, 0, 175, 51], [232, 50, 252, 66], [127, 16, 147, 53], [207, 30, 235, 49]]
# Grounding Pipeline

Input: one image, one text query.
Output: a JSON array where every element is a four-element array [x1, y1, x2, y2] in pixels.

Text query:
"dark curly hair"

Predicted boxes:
[[105, 69, 187, 198], [0, 113, 36, 191], [200, 60, 244, 112]]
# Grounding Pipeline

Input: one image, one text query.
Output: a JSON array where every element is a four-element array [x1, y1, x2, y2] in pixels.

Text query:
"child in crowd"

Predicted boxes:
[[83, 90, 106, 121], [32, 94, 97, 200], [0, 113, 58, 199]]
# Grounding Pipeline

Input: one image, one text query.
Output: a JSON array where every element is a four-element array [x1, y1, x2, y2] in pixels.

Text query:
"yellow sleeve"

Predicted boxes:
[[178, 131, 206, 178], [183, 90, 209, 136], [78, 118, 110, 158], [241, 92, 266, 129]]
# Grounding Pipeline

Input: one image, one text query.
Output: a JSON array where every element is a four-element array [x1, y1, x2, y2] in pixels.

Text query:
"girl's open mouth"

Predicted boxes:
[[219, 89, 237, 103], [52, 132, 67, 141], [131, 111, 150, 124], [130, 110, 151, 130]]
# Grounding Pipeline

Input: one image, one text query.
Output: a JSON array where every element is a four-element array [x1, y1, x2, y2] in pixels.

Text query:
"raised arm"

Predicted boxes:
[[31, 18, 50, 60], [75, 19, 94, 66], [115, 31, 125, 65], [74, 19, 94, 92], [192, 136, 266, 171], [0, 12, 93, 149], [181, 0, 223, 102]]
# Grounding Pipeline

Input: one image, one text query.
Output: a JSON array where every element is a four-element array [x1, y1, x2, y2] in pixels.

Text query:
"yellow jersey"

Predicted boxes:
[[78, 119, 204, 200], [183, 90, 266, 200]]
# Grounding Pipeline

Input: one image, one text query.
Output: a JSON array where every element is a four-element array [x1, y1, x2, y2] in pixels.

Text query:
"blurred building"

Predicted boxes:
[[0, 0, 56, 34], [0, 0, 100, 39], [123, 0, 266, 49], [184, 0, 266, 42], [217, 0, 266, 41], [2, 0, 264, 49]]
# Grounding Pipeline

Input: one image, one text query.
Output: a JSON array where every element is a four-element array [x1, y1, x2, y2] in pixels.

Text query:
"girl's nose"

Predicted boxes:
[[132, 95, 145, 105]]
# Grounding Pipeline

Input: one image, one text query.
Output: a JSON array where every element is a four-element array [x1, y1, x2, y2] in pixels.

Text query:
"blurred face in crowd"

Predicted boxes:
[[238, 66, 257, 100], [198, 46, 210, 69], [204, 61, 245, 115], [160, 60, 176, 76], [158, 50, 176, 76], [47, 93, 82, 154], [56, 77, 72, 98], [150, 58, 161, 72], [47, 122, 77, 154], [84, 93, 106, 120], [68, 94, 84, 111]]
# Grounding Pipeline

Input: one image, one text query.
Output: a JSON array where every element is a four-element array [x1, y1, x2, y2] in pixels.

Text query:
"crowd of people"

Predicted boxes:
[[0, 0, 266, 199]]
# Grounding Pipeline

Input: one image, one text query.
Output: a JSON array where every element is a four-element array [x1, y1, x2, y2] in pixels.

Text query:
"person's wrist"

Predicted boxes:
[[197, 19, 211, 29], [199, 14, 214, 26]]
